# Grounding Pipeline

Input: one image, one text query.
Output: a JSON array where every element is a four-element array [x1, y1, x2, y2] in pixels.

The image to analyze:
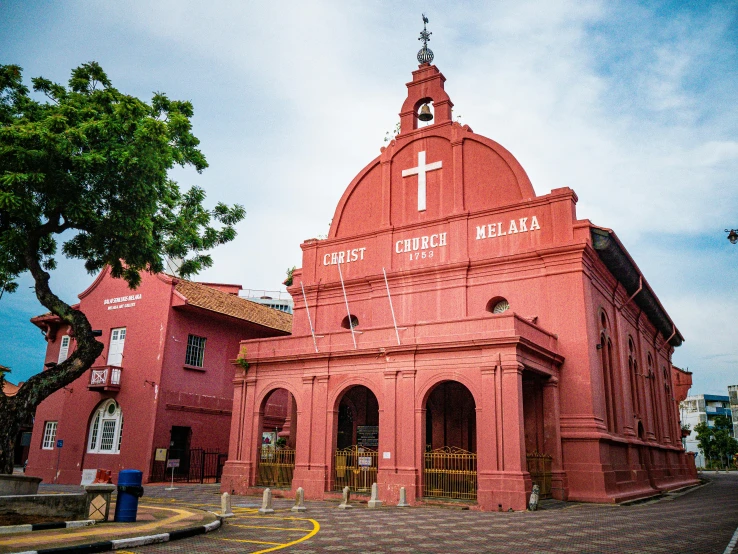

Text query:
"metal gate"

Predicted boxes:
[[256, 447, 295, 488], [526, 452, 553, 499], [424, 447, 477, 500], [150, 448, 227, 484], [334, 446, 377, 493]]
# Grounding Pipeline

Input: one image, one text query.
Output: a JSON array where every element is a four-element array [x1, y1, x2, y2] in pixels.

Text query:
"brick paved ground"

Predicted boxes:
[[42, 473, 738, 553]]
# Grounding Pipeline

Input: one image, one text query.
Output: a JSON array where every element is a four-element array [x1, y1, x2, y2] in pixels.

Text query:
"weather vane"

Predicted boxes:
[[417, 13, 434, 64]]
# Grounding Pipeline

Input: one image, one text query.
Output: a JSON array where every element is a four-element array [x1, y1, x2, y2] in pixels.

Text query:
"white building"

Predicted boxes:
[[680, 393, 732, 467]]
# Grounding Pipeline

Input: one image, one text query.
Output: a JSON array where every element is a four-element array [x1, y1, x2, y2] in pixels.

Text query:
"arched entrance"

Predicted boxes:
[[333, 385, 379, 493], [256, 388, 297, 488], [423, 381, 477, 500]]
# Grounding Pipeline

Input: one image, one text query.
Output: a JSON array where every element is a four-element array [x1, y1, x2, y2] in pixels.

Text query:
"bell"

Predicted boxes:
[[418, 104, 433, 122]]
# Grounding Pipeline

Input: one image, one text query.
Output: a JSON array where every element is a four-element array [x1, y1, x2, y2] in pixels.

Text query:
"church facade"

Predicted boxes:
[[222, 62, 698, 510]]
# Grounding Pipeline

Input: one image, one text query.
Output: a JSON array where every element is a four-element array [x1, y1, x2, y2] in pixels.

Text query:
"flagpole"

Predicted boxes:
[[300, 281, 319, 353], [383, 268, 401, 345], [336, 262, 357, 349]]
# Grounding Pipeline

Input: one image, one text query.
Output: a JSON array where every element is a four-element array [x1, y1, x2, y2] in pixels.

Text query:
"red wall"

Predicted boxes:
[[26, 269, 281, 484]]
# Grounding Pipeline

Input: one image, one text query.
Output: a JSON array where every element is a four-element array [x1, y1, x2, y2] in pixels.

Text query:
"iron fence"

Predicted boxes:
[[150, 448, 227, 484], [256, 447, 295, 488], [424, 446, 477, 500], [334, 446, 378, 493]]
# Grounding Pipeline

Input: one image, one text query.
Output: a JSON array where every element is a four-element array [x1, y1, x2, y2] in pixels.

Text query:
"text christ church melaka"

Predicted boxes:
[[222, 41, 698, 511]]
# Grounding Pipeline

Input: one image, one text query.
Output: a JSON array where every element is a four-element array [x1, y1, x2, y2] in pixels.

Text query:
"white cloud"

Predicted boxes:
[[1, 0, 736, 393]]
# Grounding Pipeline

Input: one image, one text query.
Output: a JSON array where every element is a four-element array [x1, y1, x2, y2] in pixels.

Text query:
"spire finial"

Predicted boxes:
[[417, 14, 434, 65]]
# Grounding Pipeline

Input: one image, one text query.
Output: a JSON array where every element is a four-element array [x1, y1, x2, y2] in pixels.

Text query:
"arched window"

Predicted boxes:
[[628, 337, 640, 416], [87, 399, 124, 454], [486, 297, 510, 314], [598, 311, 618, 434], [647, 353, 661, 441]]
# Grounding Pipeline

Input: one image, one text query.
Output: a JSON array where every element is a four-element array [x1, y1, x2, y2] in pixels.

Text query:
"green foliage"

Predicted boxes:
[[0, 62, 245, 473], [0, 62, 245, 293], [283, 265, 296, 287], [694, 415, 738, 467]]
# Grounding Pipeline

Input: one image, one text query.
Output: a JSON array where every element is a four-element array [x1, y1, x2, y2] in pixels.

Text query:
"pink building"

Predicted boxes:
[[221, 63, 698, 510], [26, 268, 291, 485]]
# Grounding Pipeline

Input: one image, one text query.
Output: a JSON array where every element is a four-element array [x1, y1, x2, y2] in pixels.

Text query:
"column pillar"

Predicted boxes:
[[495, 361, 531, 511], [543, 377, 568, 500], [476, 364, 499, 510], [221, 373, 256, 494], [394, 370, 418, 502], [292, 374, 329, 499], [378, 370, 398, 502]]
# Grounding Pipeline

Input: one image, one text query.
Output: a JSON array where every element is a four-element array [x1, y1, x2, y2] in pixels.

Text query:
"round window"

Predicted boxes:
[[492, 300, 510, 314], [341, 315, 359, 329], [107, 403, 116, 415]]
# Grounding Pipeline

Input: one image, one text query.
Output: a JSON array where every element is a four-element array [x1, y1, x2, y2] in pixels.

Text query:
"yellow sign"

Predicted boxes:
[[155, 448, 167, 462]]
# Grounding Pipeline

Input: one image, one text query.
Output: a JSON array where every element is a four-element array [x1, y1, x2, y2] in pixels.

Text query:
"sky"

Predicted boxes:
[[0, 0, 736, 395]]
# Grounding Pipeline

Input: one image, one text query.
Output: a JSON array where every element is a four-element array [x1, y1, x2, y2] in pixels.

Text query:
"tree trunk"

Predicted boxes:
[[0, 241, 105, 474], [0, 393, 22, 474]]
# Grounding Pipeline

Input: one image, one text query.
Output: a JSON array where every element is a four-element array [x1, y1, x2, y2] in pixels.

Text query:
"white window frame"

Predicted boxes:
[[185, 334, 207, 367], [42, 421, 58, 450], [106, 327, 127, 366], [57, 335, 70, 364], [87, 400, 124, 454]]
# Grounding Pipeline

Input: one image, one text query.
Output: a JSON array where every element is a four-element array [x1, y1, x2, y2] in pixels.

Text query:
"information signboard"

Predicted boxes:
[[357, 425, 379, 448], [167, 459, 180, 469]]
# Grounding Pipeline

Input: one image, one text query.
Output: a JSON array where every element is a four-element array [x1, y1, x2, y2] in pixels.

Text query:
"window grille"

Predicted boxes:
[[89, 412, 100, 450], [100, 420, 116, 451], [87, 400, 122, 454], [185, 335, 207, 367], [42, 421, 57, 449]]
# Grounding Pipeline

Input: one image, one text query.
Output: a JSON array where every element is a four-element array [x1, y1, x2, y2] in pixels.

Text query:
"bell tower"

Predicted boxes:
[[398, 16, 454, 134]]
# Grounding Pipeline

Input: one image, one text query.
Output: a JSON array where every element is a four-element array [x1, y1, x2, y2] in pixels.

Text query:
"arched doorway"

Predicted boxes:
[[333, 385, 379, 493], [256, 388, 297, 488], [423, 381, 477, 500]]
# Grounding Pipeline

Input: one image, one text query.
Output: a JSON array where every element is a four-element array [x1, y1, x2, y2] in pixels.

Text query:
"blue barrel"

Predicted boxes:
[[114, 469, 144, 522]]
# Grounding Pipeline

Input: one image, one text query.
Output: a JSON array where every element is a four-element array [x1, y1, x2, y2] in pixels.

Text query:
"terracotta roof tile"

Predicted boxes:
[[174, 279, 292, 333]]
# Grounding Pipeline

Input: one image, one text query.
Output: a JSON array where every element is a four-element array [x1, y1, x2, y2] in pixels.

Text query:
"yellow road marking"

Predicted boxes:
[[210, 516, 320, 554], [0, 505, 196, 547], [216, 538, 284, 545], [230, 523, 313, 532]]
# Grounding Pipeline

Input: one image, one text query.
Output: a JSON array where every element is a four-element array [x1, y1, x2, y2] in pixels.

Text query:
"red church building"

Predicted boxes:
[[221, 58, 698, 510], [26, 268, 291, 485]]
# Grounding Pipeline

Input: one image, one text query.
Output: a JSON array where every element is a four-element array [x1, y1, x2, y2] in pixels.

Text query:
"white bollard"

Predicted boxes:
[[397, 486, 410, 507], [291, 487, 307, 512], [338, 486, 353, 509], [221, 492, 234, 517], [367, 482, 383, 508], [258, 488, 275, 514]]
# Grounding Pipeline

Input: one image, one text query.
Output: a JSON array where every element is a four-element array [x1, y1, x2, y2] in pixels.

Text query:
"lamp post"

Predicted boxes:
[[726, 229, 738, 244]]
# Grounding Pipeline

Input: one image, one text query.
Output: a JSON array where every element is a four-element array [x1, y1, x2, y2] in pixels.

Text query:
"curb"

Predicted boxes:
[[1, 521, 95, 535], [12, 519, 221, 554]]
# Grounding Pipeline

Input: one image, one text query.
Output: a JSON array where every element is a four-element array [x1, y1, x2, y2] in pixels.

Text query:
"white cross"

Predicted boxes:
[[401, 150, 442, 212]]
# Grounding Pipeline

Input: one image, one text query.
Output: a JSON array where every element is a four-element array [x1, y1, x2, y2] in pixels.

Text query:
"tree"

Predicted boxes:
[[694, 415, 738, 469], [0, 62, 245, 473]]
